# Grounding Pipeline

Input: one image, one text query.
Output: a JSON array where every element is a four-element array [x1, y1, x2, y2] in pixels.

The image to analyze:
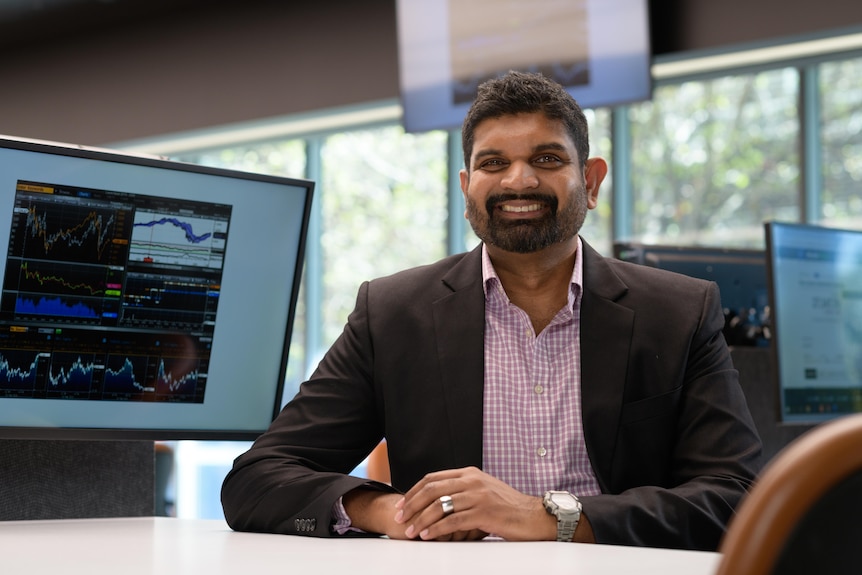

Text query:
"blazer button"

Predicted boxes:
[[294, 518, 316, 532]]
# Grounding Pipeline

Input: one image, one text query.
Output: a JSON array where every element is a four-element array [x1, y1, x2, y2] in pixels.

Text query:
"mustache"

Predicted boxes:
[[485, 193, 559, 213]]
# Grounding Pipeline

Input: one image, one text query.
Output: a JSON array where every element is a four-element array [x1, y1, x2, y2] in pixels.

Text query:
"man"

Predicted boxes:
[[221, 71, 762, 550]]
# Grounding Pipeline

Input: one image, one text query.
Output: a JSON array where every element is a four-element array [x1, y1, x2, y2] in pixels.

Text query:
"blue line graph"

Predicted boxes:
[[134, 217, 212, 244], [48, 355, 95, 392], [0, 350, 41, 390], [129, 210, 227, 269], [155, 357, 199, 396], [104, 356, 154, 394]]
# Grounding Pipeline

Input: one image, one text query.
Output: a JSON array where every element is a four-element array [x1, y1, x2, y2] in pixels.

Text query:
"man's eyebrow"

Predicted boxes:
[[472, 148, 504, 163], [532, 142, 569, 154], [473, 142, 570, 162]]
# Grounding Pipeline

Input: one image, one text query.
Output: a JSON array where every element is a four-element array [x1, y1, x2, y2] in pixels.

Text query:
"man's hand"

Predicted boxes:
[[393, 466, 556, 541]]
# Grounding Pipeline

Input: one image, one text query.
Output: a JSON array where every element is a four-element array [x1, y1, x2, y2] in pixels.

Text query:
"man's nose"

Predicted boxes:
[[501, 161, 539, 190]]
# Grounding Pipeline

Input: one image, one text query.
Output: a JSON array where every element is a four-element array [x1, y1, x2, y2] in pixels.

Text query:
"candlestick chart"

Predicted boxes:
[[9, 200, 130, 267]]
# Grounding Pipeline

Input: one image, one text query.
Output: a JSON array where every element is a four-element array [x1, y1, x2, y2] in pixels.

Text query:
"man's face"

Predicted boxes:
[[460, 112, 601, 254]]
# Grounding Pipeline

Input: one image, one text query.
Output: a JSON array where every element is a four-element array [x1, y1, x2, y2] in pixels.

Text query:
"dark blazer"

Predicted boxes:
[[221, 240, 762, 550]]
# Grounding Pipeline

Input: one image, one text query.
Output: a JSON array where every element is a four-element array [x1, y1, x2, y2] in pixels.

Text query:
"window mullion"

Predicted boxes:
[[611, 105, 632, 242], [304, 137, 324, 377], [800, 65, 822, 224], [447, 129, 465, 255]]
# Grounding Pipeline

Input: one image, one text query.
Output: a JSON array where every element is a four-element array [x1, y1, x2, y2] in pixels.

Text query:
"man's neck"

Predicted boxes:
[[486, 239, 578, 334], [487, 239, 577, 288]]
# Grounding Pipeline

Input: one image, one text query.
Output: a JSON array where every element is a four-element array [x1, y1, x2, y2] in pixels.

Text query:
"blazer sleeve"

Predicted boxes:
[[220, 280, 396, 537], [220, 249, 483, 537], [580, 275, 763, 551]]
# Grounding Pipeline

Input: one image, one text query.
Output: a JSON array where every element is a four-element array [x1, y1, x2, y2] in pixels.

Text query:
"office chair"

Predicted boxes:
[[715, 412, 862, 575], [366, 439, 391, 484]]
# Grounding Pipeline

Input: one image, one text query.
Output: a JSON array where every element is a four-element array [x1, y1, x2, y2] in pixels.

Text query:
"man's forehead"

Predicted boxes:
[[471, 114, 578, 158]]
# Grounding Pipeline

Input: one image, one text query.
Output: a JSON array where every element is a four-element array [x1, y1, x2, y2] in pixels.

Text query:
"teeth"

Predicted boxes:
[[501, 203, 542, 213]]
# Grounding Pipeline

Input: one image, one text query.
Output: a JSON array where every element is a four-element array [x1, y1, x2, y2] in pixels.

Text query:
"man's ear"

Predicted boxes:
[[460, 168, 470, 219], [583, 158, 608, 209]]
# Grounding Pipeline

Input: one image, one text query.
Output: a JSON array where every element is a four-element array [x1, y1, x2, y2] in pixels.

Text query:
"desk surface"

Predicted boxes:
[[0, 517, 721, 575]]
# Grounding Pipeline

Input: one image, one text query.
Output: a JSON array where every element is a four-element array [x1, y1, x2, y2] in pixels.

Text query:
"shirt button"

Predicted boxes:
[[537, 447, 547, 457], [534, 384, 544, 395]]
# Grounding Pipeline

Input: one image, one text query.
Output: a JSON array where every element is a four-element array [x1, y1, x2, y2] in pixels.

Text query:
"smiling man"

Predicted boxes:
[[221, 71, 762, 550]]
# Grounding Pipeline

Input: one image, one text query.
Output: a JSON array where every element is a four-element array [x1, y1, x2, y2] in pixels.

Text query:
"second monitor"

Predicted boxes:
[[614, 242, 769, 347]]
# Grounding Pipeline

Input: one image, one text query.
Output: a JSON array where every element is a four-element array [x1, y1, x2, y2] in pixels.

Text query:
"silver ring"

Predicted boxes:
[[439, 495, 455, 516]]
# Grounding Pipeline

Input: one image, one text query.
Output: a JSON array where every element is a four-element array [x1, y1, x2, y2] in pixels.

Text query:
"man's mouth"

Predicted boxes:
[[485, 194, 557, 223], [500, 203, 544, 213]]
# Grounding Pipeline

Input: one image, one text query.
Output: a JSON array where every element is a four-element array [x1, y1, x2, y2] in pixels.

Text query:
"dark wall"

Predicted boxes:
[[647, 0, 861, 56], [0, 0, 859, 146], [0, 440, 155, 520]]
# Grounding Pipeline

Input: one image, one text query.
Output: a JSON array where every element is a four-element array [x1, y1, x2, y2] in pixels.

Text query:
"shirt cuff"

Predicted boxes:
[[332, 496, 364, 535]]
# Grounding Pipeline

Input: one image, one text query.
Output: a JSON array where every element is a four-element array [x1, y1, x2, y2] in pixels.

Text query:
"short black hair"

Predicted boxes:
[[461, 71, 590, 170]]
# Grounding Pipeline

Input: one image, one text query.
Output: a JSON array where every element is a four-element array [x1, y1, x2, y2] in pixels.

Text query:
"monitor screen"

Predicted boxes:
[[396, 0, 652, 133], [765, 221, 862, 424], [0, 136, 313, 440], [614, 242, 769, 347]]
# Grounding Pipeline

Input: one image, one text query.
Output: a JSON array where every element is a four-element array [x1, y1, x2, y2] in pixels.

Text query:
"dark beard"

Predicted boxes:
[[466, 190, 587, 254]]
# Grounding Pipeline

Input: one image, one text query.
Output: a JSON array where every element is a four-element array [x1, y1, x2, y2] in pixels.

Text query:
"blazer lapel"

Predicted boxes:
[[432, 247, 486, 469], [580, 241, 634, 492]]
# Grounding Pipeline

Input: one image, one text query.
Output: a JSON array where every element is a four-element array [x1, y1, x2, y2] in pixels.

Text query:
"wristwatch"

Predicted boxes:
[[543, 490, 582, 542]]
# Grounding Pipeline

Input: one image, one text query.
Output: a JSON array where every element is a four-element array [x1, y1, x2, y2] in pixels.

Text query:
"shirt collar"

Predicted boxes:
[[481, 237, 584, 304]]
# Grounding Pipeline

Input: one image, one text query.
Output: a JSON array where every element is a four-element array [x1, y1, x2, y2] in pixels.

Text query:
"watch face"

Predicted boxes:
[[551, 493, 579, 511]]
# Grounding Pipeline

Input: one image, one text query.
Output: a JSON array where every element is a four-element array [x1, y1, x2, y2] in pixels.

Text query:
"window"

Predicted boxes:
[[580, 108, 613, 255], [177, 140, 307, 179], [628, 68, 801, 248], [821, 56, 862, 228], [318, 127, 448, 350]]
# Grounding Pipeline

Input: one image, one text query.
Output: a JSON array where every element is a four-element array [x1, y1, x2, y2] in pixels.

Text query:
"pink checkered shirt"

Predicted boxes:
[[481, 239, 601, 498]]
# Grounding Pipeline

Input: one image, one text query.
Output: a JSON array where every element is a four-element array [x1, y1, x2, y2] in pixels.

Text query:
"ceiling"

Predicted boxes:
[[0, 0, 207, 46]]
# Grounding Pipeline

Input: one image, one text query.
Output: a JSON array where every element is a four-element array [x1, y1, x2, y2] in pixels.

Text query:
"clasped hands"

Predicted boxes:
[[344, 466, 557, 541]]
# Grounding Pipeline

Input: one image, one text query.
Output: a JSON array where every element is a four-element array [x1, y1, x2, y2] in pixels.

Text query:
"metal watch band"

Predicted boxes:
[[557, 515, 579, 542]]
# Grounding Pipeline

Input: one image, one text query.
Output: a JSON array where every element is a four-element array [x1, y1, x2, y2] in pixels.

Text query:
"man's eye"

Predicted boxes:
[[479, 159, 507, 170], [535, 155, 562, 164]]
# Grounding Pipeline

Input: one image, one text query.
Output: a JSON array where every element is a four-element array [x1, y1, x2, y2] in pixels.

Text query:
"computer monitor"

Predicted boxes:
[[765, 221, 862, 424], [0, 136, 313, 440], [613, 242, 769, 347]]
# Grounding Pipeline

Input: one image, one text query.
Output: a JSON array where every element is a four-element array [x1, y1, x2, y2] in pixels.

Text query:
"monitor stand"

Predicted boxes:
[[0, 439, 155, 520]]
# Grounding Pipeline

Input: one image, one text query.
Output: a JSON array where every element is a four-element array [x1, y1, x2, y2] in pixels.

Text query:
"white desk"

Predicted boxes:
[[0, 517, 721, 575]]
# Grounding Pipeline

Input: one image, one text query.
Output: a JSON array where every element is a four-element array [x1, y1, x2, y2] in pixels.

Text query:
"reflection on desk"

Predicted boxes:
[[1, 517, 721, 575]]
